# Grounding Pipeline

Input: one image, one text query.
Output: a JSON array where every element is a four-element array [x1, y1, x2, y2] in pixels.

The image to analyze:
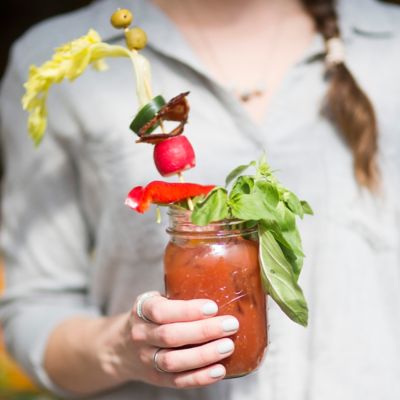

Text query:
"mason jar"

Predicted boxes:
[[164, 207, 268, 378]]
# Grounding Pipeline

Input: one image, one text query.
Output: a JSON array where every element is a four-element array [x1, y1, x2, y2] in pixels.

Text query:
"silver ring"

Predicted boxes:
[[153, 348, 168, 373], [136, 292, 159, 323]]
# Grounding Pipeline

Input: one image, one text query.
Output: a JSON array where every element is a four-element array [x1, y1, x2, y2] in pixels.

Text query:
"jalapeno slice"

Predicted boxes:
[[130, 95, 166, 135]]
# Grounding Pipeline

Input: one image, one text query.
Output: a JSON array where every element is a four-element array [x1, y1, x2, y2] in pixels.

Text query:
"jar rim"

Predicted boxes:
[[166, 206, 258, 238]]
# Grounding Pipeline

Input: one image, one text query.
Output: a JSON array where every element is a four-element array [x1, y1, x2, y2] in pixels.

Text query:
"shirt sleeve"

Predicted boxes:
[[0, 42, 101, 395]]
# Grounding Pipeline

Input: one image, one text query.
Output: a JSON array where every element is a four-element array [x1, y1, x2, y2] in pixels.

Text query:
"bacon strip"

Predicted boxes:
[[137, 92, 190, 144]]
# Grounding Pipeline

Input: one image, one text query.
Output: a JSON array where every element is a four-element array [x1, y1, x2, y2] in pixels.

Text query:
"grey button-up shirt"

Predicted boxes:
[[1, 0, 399, 399]]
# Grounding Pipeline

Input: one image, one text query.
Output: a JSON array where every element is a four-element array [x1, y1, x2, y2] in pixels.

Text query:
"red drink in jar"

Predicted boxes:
[[164, 208, 268, 378]]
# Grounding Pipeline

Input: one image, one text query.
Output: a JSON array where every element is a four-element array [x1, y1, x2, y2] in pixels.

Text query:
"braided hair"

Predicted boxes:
[[302, 0, 379, 190]]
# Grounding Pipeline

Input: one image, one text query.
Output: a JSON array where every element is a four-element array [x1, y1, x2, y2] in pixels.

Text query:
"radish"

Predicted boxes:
[[153, 135, 196, 177]]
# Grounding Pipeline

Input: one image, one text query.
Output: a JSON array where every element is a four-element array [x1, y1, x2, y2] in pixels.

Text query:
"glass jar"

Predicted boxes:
[[164, 207, 268, 378]]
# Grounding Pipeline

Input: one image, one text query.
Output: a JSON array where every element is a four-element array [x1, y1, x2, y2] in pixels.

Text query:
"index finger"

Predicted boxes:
[[141, 295, 219, 324]]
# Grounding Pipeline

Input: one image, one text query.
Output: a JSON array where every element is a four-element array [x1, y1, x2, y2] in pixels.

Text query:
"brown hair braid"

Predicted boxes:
[[302, 0, 379, 190]]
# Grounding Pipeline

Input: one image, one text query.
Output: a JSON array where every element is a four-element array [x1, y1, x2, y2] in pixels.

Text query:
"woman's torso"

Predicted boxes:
[[6, 0, 400, 398]]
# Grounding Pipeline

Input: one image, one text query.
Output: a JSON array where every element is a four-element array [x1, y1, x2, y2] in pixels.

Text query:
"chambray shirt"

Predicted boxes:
[[1, 0, 400, 399]]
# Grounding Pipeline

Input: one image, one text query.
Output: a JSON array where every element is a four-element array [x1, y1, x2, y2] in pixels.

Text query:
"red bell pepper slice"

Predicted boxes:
[[125, 180, 215, 213]]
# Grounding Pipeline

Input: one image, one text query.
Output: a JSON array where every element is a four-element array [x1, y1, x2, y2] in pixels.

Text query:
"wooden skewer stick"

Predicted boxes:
[[125, 35, 193, 213], [117, 18, 194, 217], [159, 120, 166, 133], [178, 172, 194, 211]]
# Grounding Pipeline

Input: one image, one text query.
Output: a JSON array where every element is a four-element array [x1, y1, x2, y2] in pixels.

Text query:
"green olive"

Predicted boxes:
[[125, 27, 148, 50], [110, 9, 133, 29]]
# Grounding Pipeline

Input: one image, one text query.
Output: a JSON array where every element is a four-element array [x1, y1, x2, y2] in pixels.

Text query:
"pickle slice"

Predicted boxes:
[[130, 95, 166, 135]]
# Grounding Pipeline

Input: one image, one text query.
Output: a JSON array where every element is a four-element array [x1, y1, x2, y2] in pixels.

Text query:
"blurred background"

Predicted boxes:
[[0, 1, 90, 398], [0, 0, 92, 79]]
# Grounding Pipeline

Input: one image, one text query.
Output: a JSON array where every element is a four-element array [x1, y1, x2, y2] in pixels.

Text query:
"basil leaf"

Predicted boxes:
[[229, 175, 255, 199], [280, 231, 304, 280], [276, 201, 296, 231], [301, 200, 314, 215], [283, 191, 304, 218], [281, 227, 304, 258], [190, 194, 208, 207], [230, 190, 278, 222], [279, 244, 302, 281], [257, 154, 271, 177], [242, 220, 258, 230], [188, 155, 313, 328], [258, 224, 308, 327], [254, 180, 279, 208], [263, 222, 304, 280], [191, 187, 229, 226], [229, 178, 281, 222], [225, 161, 256, 187]]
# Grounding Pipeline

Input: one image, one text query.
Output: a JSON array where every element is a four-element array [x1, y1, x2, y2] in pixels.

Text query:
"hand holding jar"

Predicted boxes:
[[99, 293, 240, 389]]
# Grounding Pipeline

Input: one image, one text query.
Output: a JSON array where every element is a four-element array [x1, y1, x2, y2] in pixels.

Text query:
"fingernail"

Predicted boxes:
[[202, 301, 218, 316], [217, 339, 234, 354], [221, 317, 239, 332], [209, 366, 225, 379]]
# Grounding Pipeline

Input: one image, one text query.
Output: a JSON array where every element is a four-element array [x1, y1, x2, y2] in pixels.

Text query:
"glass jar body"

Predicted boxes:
[[164, 209, 268, 378]]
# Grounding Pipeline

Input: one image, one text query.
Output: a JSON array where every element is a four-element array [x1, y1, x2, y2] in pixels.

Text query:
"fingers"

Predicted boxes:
[[154, 338, 234, 373], [147, 344, 229, 388], [147, 316, 239, 348], [130, 293, 238, 389], [139, 295, 219, 324], [162, 364, 227, 389]]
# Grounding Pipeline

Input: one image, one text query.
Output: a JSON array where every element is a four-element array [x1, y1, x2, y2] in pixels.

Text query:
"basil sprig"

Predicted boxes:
[[191, 156, 313, 327]]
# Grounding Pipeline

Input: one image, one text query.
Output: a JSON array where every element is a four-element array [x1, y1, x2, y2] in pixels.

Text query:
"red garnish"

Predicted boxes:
[[136, 92, 190, 144], [125, 181, 215, 213], [153, 135, 196, 177]]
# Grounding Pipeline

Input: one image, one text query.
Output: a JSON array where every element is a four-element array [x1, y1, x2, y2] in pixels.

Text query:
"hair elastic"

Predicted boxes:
[[325, 37, 345, 66]]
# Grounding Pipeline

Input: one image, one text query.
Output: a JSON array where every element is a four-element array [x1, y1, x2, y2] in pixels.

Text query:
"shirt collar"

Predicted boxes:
[[93, 0, 396, 80]]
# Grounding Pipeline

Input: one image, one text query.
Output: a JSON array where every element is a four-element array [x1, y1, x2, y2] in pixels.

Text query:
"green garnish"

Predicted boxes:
[[191, 155, 313, 327], [23, 27, 152, 145], [129, 95, 166, 135]]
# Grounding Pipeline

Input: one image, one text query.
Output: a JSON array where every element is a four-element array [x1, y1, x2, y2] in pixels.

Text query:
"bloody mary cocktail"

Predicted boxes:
[[164, 208, 268, 378]]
